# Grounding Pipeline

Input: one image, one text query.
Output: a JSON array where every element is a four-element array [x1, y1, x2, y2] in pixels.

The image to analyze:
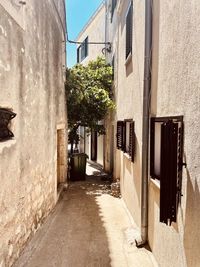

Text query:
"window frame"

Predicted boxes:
[[77, 36, 88, 63], [150, 115, 184, 180]]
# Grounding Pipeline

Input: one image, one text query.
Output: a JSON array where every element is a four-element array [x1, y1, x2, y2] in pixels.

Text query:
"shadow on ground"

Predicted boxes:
[[14, 169, 112, 267], [14, 163, 157, 267]]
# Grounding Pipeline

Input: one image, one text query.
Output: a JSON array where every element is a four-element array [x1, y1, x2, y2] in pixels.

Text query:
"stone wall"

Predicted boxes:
[[0, 0, 67, 266]]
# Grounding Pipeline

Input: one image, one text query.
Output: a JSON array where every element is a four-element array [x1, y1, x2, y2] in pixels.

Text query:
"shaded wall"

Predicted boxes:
[[0, 0, 67, 265]]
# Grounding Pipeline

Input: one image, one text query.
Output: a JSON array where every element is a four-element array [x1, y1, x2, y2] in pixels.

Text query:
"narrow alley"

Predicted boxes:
[[14, 163, 157, 267]]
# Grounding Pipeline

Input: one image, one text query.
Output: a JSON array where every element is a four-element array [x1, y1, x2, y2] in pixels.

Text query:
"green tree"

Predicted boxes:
[[65, 57, 114, 153]]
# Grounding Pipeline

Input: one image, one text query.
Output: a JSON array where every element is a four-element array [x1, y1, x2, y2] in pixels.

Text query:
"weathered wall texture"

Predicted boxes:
[[107, 0, 145, 228], [149, 1, 200, 267], [0, 0, 67, 266]]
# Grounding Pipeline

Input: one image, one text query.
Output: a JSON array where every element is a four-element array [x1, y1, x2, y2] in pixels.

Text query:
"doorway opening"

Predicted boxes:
[[91, 130, 97, 161], [57, 128, 66, 189]]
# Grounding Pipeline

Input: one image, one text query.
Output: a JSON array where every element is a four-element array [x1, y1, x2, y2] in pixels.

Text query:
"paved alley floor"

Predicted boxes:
[[14, 162, 158, 267]]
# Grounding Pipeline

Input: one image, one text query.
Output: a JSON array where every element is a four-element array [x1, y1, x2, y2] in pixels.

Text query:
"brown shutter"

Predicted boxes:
[[160, 120, 178, 225], [122, 121, 126, 152], [116, 121, 124, 149], [0, 108, 16, 141], [129, 121, 135, 162]]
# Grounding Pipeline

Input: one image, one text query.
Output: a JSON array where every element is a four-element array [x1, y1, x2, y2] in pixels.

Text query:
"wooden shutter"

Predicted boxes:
[[77, 46, 80, 63], [85, 37, 88, 57], [81, 42, 85, 61], [0, 108, 16, 141], [126, 2, 133, 59], [129, 121, 135, 162], [160, 120, 178, 225], [116, 121, 123, 149]]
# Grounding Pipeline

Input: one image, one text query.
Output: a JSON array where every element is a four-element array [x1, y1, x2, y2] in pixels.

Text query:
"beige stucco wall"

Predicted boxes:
[[107, 0, 200, 266], [149, 1, 200, 267], [108, 0, 145, 228], [0, 0, 67, 266]]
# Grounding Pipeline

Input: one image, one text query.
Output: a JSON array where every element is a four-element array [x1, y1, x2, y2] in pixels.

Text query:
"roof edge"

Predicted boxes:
[[75, 1, 105, 41]]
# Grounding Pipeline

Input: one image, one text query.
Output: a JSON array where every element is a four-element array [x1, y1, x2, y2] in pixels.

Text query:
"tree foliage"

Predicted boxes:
[[65, 57, 114, 152]]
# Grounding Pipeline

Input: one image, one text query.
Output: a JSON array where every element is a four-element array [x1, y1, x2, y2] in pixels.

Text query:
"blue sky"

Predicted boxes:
[[66, 0, 103, 67]]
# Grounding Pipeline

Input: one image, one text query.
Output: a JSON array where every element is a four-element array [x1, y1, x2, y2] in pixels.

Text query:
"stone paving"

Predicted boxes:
[[14, 162, 158, 267]]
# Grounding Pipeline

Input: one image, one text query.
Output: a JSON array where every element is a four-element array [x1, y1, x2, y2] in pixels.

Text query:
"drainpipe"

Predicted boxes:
[[136, 0, 152, 247]]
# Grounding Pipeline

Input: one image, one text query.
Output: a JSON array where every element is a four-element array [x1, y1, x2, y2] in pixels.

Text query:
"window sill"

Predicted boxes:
[[123, 152, 132, 161], [150, 178, 160, 190], [0, 139, 16, 154], [125, 53, 132, 66]]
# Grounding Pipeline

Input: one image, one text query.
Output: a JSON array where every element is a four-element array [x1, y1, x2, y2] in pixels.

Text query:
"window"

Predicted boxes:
[[150, 116, 184, 225], [111, 0, 117, 22], [77, 37, 88, 63], [116, 120, 135, 162], [111, 55, 115, 81], [125, 2, 133, 59]]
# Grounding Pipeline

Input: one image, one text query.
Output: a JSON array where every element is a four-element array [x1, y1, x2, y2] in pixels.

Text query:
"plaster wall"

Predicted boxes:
[[109, 0, 145, 227], [0, 0, 67, 265], [149, 1, 200, 266]]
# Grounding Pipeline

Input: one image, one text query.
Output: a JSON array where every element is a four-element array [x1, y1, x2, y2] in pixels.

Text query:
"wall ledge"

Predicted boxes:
[[150, 178, 160, 190]]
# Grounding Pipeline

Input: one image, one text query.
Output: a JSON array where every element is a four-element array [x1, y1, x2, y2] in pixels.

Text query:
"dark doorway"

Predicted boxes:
[[91, 130, 97, 161]]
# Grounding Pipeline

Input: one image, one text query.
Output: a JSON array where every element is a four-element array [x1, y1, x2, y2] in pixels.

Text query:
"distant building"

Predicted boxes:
[[76, 2, 106, 166], [76, 2, 105, 65], [0, 0, 67, 265]]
